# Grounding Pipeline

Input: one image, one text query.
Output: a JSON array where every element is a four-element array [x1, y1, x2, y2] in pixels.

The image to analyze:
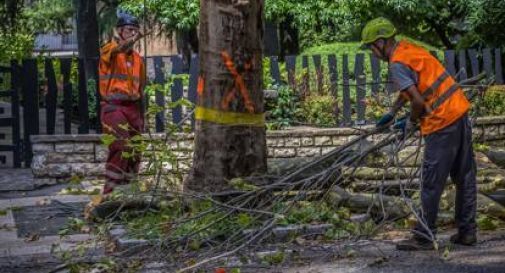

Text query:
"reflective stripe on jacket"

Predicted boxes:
[[99, 41, 144, 101], [390, 40, 470, 135]]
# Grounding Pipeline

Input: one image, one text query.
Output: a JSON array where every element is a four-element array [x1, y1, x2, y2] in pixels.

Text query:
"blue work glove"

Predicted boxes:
[[393, 117, 407, 132], [376, 112, 395, 127], [393, 117, 417, 136]]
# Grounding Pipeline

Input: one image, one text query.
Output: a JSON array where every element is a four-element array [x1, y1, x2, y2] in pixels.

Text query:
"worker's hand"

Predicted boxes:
[[393, 117, 417, 136], [376, 112, 395, 127]]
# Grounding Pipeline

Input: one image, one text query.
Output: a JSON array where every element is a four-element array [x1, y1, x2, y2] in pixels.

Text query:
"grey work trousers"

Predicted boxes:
[[414, 113, 477, 239]]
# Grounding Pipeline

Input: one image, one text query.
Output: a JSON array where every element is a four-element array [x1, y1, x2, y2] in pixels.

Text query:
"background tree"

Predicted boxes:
[[185, 0, 267, 193]]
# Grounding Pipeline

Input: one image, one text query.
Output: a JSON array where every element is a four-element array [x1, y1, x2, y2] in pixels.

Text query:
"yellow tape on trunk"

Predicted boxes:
[[195, 106, 265, 127]]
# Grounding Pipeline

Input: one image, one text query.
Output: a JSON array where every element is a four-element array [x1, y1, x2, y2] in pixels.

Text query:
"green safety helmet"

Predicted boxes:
[[361, 17, 396, 48]]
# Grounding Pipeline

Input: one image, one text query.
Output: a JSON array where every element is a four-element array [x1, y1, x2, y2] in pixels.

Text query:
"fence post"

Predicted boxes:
[[312, 55, 323, 95], [285, 55, 296, 91], [188, 55, 199, 129], [370, 55, 381, 95], [171, 55, 184, 128], [468, 49, 480, 77], [495, 49, 503, 84], [355, 54, 366, 125], [342, 54, 352, 125], [327, 54, 339, 122], [60, 58, 73, 134], [269, 56, 281, 87], [444, 50, 457, 77], [11, 61, 21, 168], [458, 50, 468, 81], [77, 59, 90, 134], [301, 55, 309, 98], [45, 59, 58, 135], [153, 56, 165, 132], [21, 59, 39, 167], [483, 48, 493, 81]]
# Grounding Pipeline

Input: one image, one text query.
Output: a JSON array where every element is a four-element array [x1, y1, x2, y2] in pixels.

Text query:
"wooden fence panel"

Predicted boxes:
[[44, 59, 58, 135], [444, 50, 457, 77], [468, 49, 480, 77], [327, 54, 339, 122], [312, 54, 323, 94], [60, 58, 73, 135], [153, 56, 165, 132], [22, 59, 39, 166], [458, 50, 468, 81], [483, 48, 493, 80], [285, 55, 296, 90], [342, 54, 351, 125], [77, 59, 89, 134], [495, 49, 503, 84], [301, 55, 309, 98], [11, 61, 21, 168], [355, 54, 366, 124], [170, 56, 184, 128], [370, 55, 381, 95], [269, 56, 281, 87]]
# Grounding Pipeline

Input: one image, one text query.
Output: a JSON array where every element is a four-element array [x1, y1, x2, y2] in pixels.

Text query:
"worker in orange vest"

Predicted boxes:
[[98, 10, 145, 195], [361, 18, 477, 250]]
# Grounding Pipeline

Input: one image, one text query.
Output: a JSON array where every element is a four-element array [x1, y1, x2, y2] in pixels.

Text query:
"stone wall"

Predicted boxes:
[[30, 116, 505, 185]]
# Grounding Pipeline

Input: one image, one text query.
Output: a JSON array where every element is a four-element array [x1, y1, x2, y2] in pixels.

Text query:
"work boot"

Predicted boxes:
[[450, 233, 477, 246], [396, 237, 435, 251]]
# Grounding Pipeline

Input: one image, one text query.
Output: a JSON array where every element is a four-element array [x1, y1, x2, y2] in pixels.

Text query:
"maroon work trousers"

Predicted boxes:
[[100, 101, 143, 194]]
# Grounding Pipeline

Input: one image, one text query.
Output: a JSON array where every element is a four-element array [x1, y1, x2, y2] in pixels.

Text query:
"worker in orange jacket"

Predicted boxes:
[[361, 18, 477, 250], [99, 11, 145, 195]]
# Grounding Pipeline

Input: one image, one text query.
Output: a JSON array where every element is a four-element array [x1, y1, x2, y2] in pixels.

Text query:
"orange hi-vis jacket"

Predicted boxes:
[[99, 40, 145, 102], [390, 40, 470, 136]]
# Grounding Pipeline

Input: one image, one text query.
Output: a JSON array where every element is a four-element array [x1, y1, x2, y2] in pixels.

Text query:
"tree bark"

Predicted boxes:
[[185, 0, 267, 193]]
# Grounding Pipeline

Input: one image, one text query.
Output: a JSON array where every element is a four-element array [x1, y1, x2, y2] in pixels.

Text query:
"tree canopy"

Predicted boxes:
[[119, 0, 505, 49]]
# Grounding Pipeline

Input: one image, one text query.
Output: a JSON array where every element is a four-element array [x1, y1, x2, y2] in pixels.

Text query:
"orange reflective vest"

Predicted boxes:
[[390, 40, 470, 135], [99, 41, 144, 101]]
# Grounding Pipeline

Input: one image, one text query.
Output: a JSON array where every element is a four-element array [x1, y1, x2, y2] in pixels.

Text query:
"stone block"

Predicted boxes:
[[95, 145, 108, 162], [31, 155, 47, 177], [55, 143, 94, 153], [70, 163, 104, 177], [32, 144, 54, 153], [45, 153, 95, 164], [273, 148, 296, 158], [296, 147, 321, 157], [284, 138, 301, 147], [315, 136, 332, 146], [177, 160, 192, 172], [267, 148, 275, 157], [46, 164, 72, 177], [301, 137, 314, 146], [321, 147, 336, 155], [177, 140, 194, 150], [173, 151, 192, 159], [55, 143, 74, 153], [266, 137, 284, 147], [74, 143, 95, 153], [332, 136, 349, 146]]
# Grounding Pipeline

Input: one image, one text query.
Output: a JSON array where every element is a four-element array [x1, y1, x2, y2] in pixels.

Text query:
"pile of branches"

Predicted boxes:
[[86, 74, 502, 273]]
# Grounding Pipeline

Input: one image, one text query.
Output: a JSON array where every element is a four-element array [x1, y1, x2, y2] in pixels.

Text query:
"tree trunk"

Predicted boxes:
[[185, 0, 267, 193]]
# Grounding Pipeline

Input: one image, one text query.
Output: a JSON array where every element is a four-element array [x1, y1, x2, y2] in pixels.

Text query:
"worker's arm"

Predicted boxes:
[[390, 93, 407, 115], [403, 85, 425, 122]]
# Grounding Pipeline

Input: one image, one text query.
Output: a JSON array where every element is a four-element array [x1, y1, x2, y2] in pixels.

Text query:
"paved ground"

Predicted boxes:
[[1, 168, 505, 273]]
